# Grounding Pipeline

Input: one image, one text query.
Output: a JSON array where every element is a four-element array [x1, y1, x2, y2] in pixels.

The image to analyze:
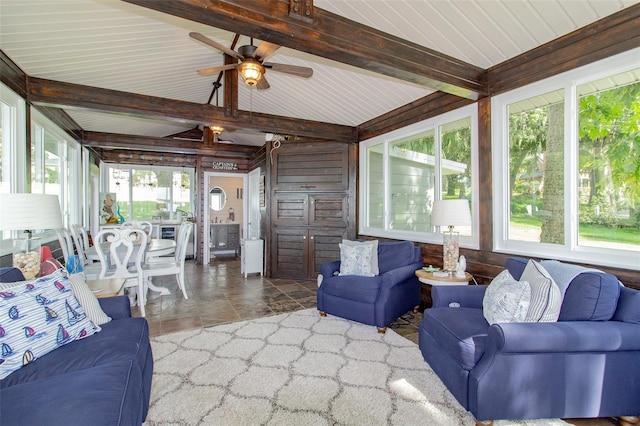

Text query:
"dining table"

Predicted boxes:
[[85, 238, 176, 296]]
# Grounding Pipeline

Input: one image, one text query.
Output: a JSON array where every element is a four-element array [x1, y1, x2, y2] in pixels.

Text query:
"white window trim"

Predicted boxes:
[[359, 104, 479, 249], [492, 47, 640, 270]]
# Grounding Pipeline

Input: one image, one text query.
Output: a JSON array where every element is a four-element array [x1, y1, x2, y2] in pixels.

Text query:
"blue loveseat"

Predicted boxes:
[[317, 240, 423, 332], [0, 267, 153, 426], [419, 257, 640, 424]]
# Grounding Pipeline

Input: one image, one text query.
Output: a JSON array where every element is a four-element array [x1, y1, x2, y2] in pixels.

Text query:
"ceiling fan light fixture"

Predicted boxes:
[[209, 125, 223, 134], [238, 59, 264, 86]]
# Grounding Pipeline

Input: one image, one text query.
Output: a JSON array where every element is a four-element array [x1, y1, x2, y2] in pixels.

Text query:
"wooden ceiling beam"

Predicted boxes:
[[122, 0, 486, 100], [83, 131, 259, 157], [27, 77, 357, 142]]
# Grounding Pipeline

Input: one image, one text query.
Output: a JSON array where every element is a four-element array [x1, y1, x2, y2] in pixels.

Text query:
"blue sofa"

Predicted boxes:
[[0, 267, 153, 426], [419, 257, 640, 424], [317, 240, 423, 332]]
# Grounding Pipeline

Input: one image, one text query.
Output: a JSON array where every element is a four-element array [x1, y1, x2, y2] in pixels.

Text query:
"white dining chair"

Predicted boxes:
[[121, 221, 153, 238], [140, 222, 192, 306], [94, 227, 148, 316], [70, 224, 91, 264], [55, 228, 75, 265]]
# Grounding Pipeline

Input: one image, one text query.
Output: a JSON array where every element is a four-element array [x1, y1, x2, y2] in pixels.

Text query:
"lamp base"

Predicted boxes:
[[13, 238, 41, 280], [442, 231, 459, 273]]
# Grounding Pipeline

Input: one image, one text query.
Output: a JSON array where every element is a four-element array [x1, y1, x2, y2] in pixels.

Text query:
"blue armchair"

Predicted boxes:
[[317, 240, 423, 333], [419, 257, 640, 424]]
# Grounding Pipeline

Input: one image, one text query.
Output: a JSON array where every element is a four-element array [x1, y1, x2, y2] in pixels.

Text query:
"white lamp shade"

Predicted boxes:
[[431, 199, 471, 228], [0, 193, 63, 231]]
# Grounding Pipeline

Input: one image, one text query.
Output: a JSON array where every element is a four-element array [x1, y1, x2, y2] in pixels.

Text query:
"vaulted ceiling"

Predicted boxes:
[[1, 0, 638, 153]]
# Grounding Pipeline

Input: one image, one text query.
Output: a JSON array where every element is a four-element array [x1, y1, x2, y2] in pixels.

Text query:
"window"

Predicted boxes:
[[359, 104, 478, 247], [104, 165, 194, 222], [0, 84, 26, 195], [31, 111, 82, 228], [0, 84, 26, 244], [493, 48, 640, 269]]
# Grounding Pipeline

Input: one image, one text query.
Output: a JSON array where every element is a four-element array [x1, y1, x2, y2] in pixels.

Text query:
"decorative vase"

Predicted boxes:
[[442, 231, 459, 272], [13, 237, 41, 280]]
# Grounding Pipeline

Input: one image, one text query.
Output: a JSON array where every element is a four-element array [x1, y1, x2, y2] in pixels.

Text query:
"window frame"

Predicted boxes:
[[359, 104, 479, 249], [492, 47, 640, 270]]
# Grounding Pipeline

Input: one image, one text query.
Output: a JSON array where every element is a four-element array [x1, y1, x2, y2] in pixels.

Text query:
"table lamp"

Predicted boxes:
[[0, 193, 63, 280], [431, 199, 471, 273]]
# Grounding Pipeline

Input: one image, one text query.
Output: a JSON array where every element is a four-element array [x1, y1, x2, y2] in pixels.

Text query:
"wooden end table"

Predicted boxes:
[[86, 278, 126, 299], [415, 270, 473, 309]]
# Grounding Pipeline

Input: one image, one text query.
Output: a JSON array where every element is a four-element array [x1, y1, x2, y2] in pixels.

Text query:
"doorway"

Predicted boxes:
[[204, 172, 246, 264]]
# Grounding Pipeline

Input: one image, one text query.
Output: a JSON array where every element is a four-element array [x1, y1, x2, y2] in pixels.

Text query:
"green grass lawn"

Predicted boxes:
[[511, 214, 640, 245]]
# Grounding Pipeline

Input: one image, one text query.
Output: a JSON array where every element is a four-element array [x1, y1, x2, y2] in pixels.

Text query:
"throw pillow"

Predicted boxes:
[[612, 286, 640, 324], [0, 269, 101, 380], [40, 257, 64, 277], [68, 273, 112, 326], [483, 269, 531, 325], [341, 240, 379, 276], [338, 243, 376, 277], [520, 259, 562, 322]]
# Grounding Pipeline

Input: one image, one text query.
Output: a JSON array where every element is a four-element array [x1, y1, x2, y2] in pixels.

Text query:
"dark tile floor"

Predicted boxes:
[[132, 256, 423, 342], [132, 257, 615, 425]]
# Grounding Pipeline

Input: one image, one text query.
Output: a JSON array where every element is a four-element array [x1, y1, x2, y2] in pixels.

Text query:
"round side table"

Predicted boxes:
[[415, 270, 473, 309]]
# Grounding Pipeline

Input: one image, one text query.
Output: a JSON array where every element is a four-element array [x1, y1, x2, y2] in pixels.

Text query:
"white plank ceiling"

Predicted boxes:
[[1, 0, 637, 146]]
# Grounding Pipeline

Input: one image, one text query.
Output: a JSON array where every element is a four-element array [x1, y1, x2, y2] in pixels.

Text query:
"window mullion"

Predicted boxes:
[[566, 83, 579, 251]]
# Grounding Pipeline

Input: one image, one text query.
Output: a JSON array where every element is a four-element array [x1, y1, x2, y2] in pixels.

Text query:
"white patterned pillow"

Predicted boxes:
[[483, 269, 531, 325], [0, 269, 100, 379], [520, 260, 562, 322], [338, 243, 376, 277], [341, 240, 379, 276]]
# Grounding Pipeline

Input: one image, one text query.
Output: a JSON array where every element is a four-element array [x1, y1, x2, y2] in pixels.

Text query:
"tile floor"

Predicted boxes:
[[132, 256, 423, 342], [131, 257, 616, 426]]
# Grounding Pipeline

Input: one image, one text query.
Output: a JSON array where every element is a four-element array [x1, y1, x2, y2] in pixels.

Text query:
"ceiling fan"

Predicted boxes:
[[189, 32, 313, 90]]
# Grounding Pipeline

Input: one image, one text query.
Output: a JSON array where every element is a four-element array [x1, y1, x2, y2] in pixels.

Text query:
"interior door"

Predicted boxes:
[[247, 168, 261, 239]]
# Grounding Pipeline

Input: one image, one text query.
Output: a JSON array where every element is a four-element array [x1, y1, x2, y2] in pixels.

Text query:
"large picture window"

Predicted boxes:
[[493, 48, 639, 269], [31, 110, 82, 229], [360, 104, 478, 247], [104, 165, 194, 222]]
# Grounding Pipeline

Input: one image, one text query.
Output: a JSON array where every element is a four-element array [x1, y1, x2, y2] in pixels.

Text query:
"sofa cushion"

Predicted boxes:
[[320, 275, 382, 304], [0, 269, 100, 380], [483, 269, 531, 325], [1, 360, 144, 426], [613, 286, 640, 324], [422, 307, 489, 370], [520, 260, 561, 322], [338, 242, 377, 277], [0, 316, 149, 389], [558, 271, 620, 321], [377, 241, 415, 274], [341, 240, 379, 276]]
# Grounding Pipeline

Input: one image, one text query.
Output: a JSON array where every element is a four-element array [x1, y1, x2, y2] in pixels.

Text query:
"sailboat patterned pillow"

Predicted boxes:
[[0, 269, 100, 380]]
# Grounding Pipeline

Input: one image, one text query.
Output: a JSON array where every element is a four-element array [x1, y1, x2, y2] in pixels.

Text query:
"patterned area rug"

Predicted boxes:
[[145, 309, 567, 425]]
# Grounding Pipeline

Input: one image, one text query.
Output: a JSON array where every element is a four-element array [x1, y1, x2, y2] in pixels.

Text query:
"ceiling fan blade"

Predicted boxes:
[[197, 64, 238, 75], [264, 62, 313, 78], [257, 76, 270, 91], [189, 32, 244, 61], [253, 41, 280, 61]]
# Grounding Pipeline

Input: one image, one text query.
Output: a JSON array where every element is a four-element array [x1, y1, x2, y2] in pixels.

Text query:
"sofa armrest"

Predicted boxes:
[[431, 285, 487, 308], [489, 321, 640, 353], [380, 262, 423, 289], [319, 260, 341, 280], [98, 295, 132, 320]]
